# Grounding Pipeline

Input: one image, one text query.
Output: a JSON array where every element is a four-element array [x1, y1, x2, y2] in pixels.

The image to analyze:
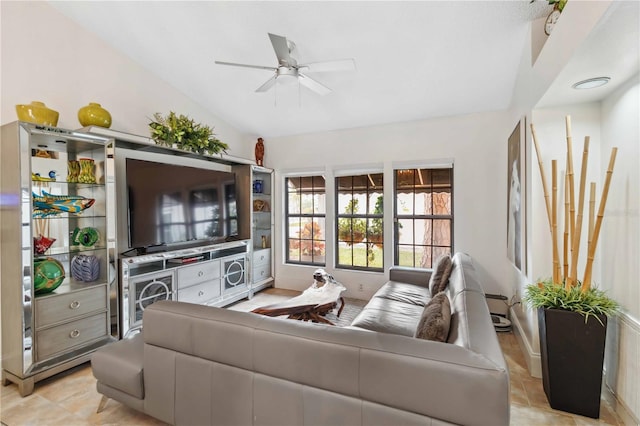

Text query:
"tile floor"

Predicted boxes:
[[1, 288, 624, 425]]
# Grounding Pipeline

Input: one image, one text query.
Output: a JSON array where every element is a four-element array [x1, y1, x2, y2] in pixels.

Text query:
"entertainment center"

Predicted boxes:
[[120, 240, 248, 337], [1, 122, 274, 395], [109, 127, 275, 337]]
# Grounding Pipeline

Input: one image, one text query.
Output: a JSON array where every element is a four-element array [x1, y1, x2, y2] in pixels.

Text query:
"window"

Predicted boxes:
[[336, 173, 383, 271], [286, 176, 326, 265], [189, 188, 220, 239], [159, 192, 187, 243], [394, 168, 453, 268]]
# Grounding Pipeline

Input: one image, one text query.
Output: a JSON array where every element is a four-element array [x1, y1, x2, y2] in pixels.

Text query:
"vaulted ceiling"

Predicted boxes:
[[51, 1, 637, 138]]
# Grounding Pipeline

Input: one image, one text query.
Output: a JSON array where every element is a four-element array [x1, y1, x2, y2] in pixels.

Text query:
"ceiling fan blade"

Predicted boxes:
[[215, 61, 276, 71], [298, 59, 356, 73], [268, 33, 291, 66], [298, 73, 332, 96], [255, 75, 278, 93]]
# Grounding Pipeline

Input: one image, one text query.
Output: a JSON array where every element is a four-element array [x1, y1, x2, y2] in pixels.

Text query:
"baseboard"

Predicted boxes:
[[509, 307, 542, 378], [603, 381, 640, 426]]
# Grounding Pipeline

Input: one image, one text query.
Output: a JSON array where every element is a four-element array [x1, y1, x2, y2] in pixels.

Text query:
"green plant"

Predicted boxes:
[[524, 279, 619, 324], [526, 117, 619, 323], [337, 199, 366, 245], [530, 0, 567, 12], [368, 195, 383, 244], [149, 112, 229, 155]]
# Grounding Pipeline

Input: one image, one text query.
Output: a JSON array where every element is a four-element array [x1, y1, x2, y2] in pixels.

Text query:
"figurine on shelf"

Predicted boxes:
[[255, 137, 264, 166], [31, 172, 56, 182], [32, 191, 95, 217]]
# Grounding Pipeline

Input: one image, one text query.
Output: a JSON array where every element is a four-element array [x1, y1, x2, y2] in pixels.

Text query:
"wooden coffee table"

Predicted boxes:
[[252, 283, 345, 325]]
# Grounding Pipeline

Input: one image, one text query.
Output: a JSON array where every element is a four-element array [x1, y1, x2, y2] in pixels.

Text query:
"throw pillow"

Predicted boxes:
[[414, 292, 451, 342], [428, 254, 454, 296]]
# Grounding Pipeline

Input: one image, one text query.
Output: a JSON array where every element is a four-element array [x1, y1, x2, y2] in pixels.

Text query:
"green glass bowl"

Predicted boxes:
[[33, 257, 65, 294]]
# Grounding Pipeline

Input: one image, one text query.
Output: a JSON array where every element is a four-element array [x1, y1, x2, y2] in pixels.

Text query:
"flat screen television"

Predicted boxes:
[[125, 158, 238, 251]]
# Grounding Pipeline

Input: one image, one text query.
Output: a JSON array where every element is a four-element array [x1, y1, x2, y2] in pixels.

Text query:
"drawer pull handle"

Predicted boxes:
[[198, 271, 204, 277], [69, 301, 81, 309], [69, 329, 80, 338], [198, 291, 205, 296]]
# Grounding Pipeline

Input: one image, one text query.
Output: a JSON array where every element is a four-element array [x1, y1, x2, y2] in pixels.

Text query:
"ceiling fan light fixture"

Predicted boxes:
[[276, 66, 299, 85], [571, 77, 610, 90]]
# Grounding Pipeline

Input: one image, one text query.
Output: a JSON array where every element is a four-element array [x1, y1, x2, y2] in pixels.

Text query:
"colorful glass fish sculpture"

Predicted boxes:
[[32, 191, 95, 217]]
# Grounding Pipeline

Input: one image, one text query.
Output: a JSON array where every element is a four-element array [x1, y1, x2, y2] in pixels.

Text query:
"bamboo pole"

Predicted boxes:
[[583, 148, 618, 291], [563, 171, 569, 282], [568, 136, 590, 287], [552, 160, 561, 284], [530, 123, 553, 229], [565, 116, 577, 277], [588, 182, 596, 246]]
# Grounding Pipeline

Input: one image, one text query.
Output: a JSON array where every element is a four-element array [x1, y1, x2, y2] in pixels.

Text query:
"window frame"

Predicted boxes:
[[393, 167, 454, 269], [335, 173, 384, 272], [284, 175, 327, 266]]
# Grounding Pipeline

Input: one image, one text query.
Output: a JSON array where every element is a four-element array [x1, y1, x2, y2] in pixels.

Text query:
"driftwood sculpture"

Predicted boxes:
[[531, 116, 617, 292]]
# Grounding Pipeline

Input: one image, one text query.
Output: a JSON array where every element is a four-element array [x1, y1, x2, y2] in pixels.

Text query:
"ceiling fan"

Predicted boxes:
[[215, 33, 355, 96]]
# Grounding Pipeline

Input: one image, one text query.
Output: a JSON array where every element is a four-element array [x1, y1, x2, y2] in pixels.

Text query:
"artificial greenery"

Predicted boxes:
[[149, 112, 228, 156], [524, 279, 619, 325], [530, 0, 567, 12]]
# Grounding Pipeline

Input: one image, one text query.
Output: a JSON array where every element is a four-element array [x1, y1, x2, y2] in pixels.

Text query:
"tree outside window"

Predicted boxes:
[[394, 168, 453, 268], [286, 176, 326, 265], [336, 173, 383, 271]]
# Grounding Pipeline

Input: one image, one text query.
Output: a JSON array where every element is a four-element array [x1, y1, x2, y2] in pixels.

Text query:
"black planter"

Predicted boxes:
[[538, 307, 607, 418]]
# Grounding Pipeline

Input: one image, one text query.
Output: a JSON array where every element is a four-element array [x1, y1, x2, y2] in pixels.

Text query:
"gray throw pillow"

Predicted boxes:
[[414, 292, 451, 342], [429, 254, 453, 296]]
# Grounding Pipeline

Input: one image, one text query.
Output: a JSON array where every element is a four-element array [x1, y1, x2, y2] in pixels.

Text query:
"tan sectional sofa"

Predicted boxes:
[[92, 252, 509, 425]]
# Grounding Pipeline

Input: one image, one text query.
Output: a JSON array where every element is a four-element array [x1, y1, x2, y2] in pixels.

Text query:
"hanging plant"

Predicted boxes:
[[149, 112, 229, 156]]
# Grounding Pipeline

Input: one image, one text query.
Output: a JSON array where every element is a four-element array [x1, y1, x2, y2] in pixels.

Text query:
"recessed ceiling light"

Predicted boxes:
[[572, 77, 610, 90]]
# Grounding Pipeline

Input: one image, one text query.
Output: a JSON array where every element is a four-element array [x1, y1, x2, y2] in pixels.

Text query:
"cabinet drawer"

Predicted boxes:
[[36, 312, 108, 360], [253, 249, 271, 267], [253, 264, 272, 283], [35, 286, 107, 329], [177, 280, 221, 304], [177, 260, 220, 289]]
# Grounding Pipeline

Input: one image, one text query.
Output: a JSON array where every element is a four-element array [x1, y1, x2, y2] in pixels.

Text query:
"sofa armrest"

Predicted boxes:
[[388, 266, 431, 288]]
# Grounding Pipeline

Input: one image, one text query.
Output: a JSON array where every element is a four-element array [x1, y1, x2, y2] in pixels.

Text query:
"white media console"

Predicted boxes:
[[120, 240, 249, 337]]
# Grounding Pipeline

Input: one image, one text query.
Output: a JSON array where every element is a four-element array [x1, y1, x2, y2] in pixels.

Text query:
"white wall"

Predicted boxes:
[[0, 1, 251, 159], [601, 74, 640, 422], [267, 111, 515, 300]]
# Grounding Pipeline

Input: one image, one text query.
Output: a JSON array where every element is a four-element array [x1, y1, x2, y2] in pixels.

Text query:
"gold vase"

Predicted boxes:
[[67, 160, 80, 183], [15, 101, 59, 126], [78, 103, 112, 128], [78, 158, 96, 184]]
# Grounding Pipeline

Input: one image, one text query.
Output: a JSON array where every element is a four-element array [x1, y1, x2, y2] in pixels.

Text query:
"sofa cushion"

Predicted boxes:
[[414, 292, 451, 342], [372, 282, 431, 307], [350, 297, 425, 336], [429, 254, 454, 296]]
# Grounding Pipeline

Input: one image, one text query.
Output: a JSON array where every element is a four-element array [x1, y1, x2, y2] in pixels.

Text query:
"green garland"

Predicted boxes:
[[149, 112, 229, 156]]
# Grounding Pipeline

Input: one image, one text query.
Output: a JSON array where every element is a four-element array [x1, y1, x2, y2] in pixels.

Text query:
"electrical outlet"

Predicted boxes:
[[358, 283, 364, 292]]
